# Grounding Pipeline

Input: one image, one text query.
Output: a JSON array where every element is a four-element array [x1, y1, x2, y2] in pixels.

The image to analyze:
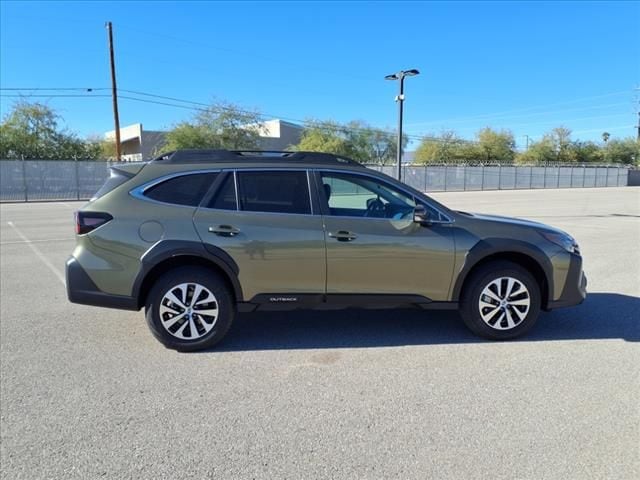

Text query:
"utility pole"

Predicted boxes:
[[524, 135, 531, 150], [106, 21, 122, 162]]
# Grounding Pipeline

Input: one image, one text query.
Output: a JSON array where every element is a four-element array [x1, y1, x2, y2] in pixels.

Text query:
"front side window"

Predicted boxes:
[[144, 172, 218, 206], [320, 172, 416, 219], [236, 171, 311, 214]]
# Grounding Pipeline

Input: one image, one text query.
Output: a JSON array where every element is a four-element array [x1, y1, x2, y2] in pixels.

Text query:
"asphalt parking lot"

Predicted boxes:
[[1, 187, 639, 480]]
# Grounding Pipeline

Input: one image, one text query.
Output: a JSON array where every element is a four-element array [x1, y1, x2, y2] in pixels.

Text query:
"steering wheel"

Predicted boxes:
[[364, 197, 385, 217]]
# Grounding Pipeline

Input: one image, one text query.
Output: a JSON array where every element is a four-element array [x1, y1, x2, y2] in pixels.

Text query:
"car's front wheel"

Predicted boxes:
[[145, 267, 234, 351], [460, 261, 541, 340]]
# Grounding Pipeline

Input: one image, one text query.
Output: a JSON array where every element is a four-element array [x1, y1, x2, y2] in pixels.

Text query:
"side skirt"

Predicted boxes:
[[237, 293, 458, 312]]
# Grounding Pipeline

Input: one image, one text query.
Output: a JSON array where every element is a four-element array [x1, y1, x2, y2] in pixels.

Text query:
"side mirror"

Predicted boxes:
[[413, 205, 430, 224]]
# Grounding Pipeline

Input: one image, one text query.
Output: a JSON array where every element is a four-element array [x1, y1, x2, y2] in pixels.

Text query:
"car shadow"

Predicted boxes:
[[208, 292, 639, 352]]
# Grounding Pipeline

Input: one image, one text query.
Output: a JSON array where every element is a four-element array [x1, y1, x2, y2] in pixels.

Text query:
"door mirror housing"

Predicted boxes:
[[413, 205, 430, 224]]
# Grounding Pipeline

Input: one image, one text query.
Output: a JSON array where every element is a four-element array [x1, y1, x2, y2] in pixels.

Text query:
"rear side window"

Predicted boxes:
[[237, 171, 311, 214], [207, 173, 237, 210], [144, 172, 217, 206]]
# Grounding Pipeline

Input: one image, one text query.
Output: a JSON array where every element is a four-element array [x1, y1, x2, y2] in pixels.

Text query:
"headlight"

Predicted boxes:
[[539, 231, 580, 255]]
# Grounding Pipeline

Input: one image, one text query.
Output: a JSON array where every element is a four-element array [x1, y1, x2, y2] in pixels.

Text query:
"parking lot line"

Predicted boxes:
[[6, 221, 66, 286], [0, 237, 74, 246]]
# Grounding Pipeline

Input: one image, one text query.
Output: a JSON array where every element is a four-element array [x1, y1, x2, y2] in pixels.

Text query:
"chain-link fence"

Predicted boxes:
[[0, 160, 111, 202], [0, 160, 632, 202], [365, 164, 629, 192]]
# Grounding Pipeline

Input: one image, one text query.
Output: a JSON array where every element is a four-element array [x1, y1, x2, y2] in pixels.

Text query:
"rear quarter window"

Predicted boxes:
[[144, 172, 218, 206], [91, 168, 133, 201]]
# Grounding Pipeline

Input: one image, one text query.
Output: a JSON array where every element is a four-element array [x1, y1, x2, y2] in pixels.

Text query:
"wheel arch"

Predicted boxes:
[[133, 240, 242, 309], [452, 240, 553, 309]]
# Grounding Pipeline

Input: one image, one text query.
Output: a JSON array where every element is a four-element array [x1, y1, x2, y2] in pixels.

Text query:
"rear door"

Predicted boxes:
[[193, 169, 326, 302]]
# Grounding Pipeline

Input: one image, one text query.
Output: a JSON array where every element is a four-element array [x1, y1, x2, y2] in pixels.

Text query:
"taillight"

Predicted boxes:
[[75, 212, 113, 235]]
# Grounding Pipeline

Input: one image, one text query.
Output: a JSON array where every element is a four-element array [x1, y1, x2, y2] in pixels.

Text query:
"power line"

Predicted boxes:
[[0, 87, 109, 91], [1, 94, 111, 98], [1, 90, 437, 142], [114, 89, 436, 140], [119, 89, 210, 107], [115, 89, 480, 143], [115, 94, 439, 142], [6, 87, 632, 124], [6, 88, 634, 142]]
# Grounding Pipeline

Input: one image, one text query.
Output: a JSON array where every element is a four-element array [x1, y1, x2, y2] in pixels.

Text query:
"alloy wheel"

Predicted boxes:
[[159, 282, 219, 340], [478, 277, 531, 331]]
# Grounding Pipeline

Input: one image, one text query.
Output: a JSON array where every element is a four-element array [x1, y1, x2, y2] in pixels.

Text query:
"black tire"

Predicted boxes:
[[459, 260, 541, 340], [145, 267, 234, 352]]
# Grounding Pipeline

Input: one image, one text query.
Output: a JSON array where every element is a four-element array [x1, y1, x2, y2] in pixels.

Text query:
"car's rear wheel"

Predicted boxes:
[[145, 267, 234, 351], [460, 261, 541, 340]]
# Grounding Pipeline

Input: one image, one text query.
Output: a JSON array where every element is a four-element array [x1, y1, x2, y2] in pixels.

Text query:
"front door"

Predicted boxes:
[[193, 170, 326, 301], [317, 170, 456, 301]]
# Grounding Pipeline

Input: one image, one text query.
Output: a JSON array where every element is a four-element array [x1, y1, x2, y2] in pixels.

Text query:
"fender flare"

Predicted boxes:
[[132, 240, 243, 307], [451, 238, 554, 303]]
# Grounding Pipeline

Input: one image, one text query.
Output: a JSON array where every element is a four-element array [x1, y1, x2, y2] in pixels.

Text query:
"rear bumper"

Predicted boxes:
[[546, 253, 587, 310], [66, 256, 139, 311]]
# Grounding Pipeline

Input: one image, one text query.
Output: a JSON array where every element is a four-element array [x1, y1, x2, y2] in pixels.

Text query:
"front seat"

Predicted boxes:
[[323, 183, 332, 202]]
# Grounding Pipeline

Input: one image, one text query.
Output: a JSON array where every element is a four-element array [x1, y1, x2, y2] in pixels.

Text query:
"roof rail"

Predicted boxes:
[[150, 149, 361, 166]]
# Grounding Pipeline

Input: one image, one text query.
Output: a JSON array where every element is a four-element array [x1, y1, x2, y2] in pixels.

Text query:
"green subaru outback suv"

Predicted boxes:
[[66, 150, 586, 351]]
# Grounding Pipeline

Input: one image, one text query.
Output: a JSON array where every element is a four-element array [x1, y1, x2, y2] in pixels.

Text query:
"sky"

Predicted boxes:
[[1, 0, 639, 150]]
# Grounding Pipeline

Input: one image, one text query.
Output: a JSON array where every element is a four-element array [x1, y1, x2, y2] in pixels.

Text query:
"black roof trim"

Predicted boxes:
[[151, 149, 362, 166]]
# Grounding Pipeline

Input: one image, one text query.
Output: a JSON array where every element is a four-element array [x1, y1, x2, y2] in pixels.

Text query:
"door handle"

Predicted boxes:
[[328, 230, 357, 242], [208, 225, 240, 237]]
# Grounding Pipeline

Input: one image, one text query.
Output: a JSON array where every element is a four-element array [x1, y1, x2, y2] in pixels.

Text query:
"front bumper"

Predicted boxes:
[[546, 253, 587, 309], [66, 256, 139, 311]]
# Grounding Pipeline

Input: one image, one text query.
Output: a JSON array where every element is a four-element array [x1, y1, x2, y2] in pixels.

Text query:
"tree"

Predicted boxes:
[[0, 101, 100, 159], [606, 138, 640, 165], [84, 135, 118, 160], [414, 131, 470, 163], [159, 102, 263, 153], [414, 128, 515, 164], [516, 127, 578, 164], [516, 136, 556, 164], [291, 120, 405, 163], [99, 139, 118, 159], [548, 127, 577, 162], [345, 121, 406, 164], [476, 127, 516, 163], [572, 141, 603, 163], [291, 120, 357, 158]]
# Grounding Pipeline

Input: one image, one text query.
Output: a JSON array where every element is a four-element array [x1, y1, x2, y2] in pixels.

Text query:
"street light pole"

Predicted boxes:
[[385, 69, 419, 181], [395, 76, 405, 181]]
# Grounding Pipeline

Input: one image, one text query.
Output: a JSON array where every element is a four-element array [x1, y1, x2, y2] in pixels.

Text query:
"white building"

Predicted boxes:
[[104, 123, 166, 162], [105, 119, 304, 160], [248, 119, 304, 151]]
